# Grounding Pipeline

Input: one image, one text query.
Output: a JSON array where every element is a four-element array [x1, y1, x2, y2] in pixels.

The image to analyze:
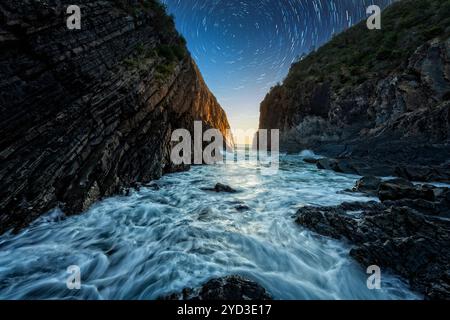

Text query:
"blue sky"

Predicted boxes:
[[162, 0, 393, 131]]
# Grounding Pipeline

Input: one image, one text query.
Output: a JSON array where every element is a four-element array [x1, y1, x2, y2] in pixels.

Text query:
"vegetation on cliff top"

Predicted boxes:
[[118, 0, 188, 78], [279, 0, 450, 92]]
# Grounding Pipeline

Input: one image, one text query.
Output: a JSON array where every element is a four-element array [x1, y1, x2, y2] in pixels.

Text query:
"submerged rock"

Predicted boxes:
[[235, 204, 250, 212], [202, 183, 238, 193], [160, 275, 272, 300], [303, 158, 320, 165]]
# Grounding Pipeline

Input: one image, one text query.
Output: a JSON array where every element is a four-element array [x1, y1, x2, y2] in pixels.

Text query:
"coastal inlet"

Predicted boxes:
[[0, 151, 418, 300]]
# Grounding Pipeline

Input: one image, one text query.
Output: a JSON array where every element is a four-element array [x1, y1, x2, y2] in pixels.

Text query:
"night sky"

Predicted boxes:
[[161, 0, 393, 131]]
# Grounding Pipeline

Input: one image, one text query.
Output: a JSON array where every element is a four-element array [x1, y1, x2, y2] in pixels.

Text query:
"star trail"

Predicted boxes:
[[161, 0, 393, 130]]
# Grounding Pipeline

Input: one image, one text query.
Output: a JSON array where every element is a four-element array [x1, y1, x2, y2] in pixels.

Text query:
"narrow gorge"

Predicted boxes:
[[0, 0, 449, 302]]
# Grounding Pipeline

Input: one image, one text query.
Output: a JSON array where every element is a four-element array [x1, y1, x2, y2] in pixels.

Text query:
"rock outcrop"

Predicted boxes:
[[296, 178, 450, 299], [161, 275, 273, 300], [259, 0, 450, 180], [0, 0, 231, 233], [201, 183, 238, 193]]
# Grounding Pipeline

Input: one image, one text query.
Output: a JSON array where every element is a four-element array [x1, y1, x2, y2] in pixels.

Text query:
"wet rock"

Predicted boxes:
[[161, 275, 272, 300], [334, 159, 360, 175], [197, 207, 215, 221], [316, 158, 359, 175], [303, 158, 320, 164], [215, 183, 237, 193], [143, 183, 161, 191], [378, 179, 435, 202], [235, 204, 250, 212], [296, 200, 450, 300], [202, 183, 237, 193], [316, 159, 334, 171], [352, 176, 382, 196], [395, 164, 450, 183], [353, 177, 449, 210]]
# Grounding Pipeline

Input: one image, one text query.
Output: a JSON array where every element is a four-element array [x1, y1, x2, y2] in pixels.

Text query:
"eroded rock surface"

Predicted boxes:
[[260, 0, 450, 181], [161, 275, 273, 301], [0, 0, 231, 233], [296, 178, 450, 300]]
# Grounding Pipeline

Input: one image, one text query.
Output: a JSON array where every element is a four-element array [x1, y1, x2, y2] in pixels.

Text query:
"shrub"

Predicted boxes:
[[157, 44, 186, 62]]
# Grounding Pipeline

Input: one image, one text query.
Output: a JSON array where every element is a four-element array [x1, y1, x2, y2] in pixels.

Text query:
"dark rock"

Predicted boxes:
[[235, 204, 250, 212], [378, 179, 435, 202], [259, 0, 450, 181], [143, 183, 161, 191], [160, 275, 272, 300], [197, 207, 214, 221], [316, 158, 359, 175], [303, 158, 320, 164], [333, 159, 359, 175], [214, 183, 237, 193], [353, 177, 450, 218], [395, 165, 450, 182], [0, 0, 232, 234], [316, 158, 335, 171], [352, 176, 382, 196], [296, 200, 450, 300], [202, 183, 237, 193]]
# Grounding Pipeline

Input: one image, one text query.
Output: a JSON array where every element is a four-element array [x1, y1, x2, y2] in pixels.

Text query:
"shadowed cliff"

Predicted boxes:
[[259, 0, 450, 180], [0, 0, 231, 233]]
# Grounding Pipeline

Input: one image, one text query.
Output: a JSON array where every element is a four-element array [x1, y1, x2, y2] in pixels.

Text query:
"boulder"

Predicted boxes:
[[378, 179, 435, 202], [303, 158, 320, 164], [202, 183, 237, 193], [352, 176, 382, 196], [160, 275, 272, 300], [235, 204, 250, 212], [316, 158, 359, 175]]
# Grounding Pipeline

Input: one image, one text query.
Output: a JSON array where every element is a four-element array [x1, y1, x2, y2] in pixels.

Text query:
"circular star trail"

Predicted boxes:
[[161, 0, 393, 130]]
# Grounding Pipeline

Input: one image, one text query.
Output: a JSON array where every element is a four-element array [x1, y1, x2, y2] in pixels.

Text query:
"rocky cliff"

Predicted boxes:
[[0, 0, 231, 233], [259, 0, 450, 180]]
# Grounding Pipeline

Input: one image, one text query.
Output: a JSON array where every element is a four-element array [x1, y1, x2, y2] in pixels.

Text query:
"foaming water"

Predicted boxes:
[[0, 152, 420, 300]]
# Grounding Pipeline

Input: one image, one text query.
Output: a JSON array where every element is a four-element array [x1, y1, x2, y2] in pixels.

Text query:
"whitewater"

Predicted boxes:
[[0, 151, 419, 299]]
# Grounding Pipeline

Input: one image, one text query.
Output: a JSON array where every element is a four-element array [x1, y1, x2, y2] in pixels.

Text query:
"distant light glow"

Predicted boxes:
[[162, 0, 393, 130]]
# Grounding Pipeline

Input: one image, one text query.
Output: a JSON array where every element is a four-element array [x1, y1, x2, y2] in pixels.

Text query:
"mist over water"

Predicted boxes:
[[0, 151, 419, 300]]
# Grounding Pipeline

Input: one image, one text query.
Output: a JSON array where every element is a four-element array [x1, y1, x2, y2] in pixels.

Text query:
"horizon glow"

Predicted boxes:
[[162, 0, 393, 132]]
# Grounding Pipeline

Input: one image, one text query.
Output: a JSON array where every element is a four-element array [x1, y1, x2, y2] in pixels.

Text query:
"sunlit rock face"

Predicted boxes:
[[259, 0, 450, 174], [0, 0, 231, 233]]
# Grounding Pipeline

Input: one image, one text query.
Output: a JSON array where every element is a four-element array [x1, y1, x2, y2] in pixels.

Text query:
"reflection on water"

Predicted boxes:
[[0, 151, 419, 299]]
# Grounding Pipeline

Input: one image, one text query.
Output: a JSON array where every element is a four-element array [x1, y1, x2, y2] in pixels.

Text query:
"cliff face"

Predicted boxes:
[[260, 0, 450, 177], [0, 0, 231, 233]]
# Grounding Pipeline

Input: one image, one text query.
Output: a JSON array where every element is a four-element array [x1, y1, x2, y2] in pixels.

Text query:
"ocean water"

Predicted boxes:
[[0, 151, 420, 300]]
